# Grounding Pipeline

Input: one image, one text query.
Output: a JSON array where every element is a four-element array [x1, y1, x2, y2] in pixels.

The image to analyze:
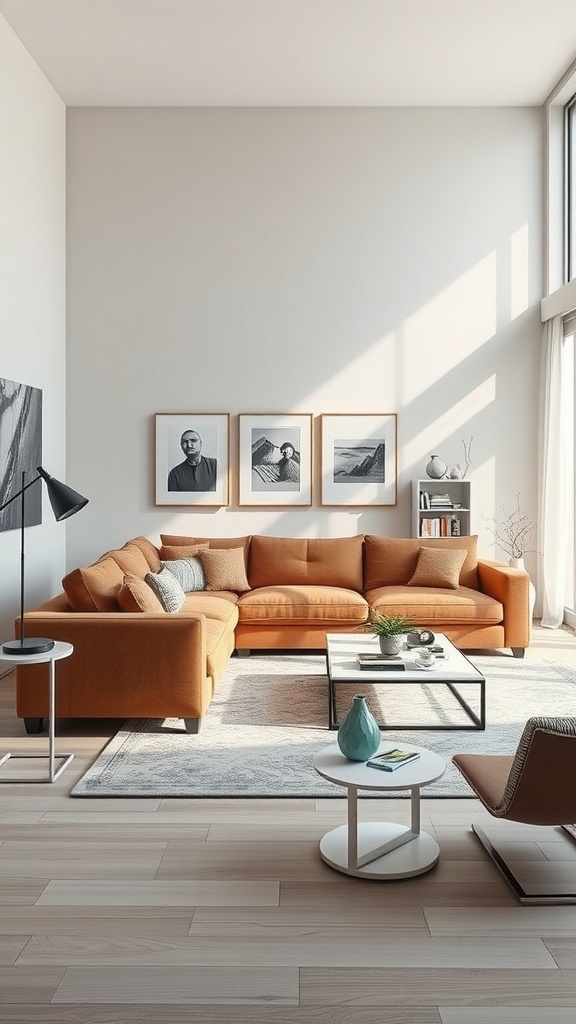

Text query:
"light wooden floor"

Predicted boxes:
[[1, 625, 576, 1023]]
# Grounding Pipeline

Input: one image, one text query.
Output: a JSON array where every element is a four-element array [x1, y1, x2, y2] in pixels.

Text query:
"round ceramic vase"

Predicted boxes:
[[426, 455, 447, 479], [337, 694, 381, 762]]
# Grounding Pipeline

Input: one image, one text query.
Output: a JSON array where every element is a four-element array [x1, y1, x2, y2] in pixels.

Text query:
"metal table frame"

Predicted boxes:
[[326, 635, 486, 732], [0, 641, 74, 783]]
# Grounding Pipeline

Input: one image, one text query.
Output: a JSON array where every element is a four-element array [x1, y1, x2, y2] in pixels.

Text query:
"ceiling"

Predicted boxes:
[[1, 0, 576, 108]]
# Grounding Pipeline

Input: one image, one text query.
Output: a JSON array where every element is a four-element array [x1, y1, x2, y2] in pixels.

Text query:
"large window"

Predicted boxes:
[[567, 317, 576, 625], [565, 93, 576, 282]]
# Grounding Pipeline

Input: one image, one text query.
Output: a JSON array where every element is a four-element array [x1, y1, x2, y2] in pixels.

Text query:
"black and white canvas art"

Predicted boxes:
[[321, 413, 397, 506], [238, 414, 312, 506], [251, 426, 301, 491], [333, 438, 386, 484], [154, 413, 230, 507], [0, 377, 43, 532]]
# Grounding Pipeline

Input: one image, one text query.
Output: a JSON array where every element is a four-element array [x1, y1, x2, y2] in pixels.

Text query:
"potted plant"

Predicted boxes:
[[364, 610, 415, 657]]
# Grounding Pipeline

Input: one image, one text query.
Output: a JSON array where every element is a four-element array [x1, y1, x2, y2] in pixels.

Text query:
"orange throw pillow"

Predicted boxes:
[[407, 546, 467, 589], [198, 547, 251, 593], [159, 543, 209, 561], [117, 573, 164, 612]]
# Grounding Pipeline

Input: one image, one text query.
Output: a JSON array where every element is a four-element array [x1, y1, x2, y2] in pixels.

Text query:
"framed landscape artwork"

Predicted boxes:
[[238, 413, 313, 506], [155, 413, 229, 506], [0, 377, 43, 532], [320, 413, 397, 506]]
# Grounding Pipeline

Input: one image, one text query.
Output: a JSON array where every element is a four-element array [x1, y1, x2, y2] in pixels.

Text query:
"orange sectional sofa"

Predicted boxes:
[[15, 533, 530, 734]]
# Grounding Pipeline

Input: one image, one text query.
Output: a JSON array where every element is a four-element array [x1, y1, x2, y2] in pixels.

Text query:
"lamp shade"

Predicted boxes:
[[36, 467, 88, 521]]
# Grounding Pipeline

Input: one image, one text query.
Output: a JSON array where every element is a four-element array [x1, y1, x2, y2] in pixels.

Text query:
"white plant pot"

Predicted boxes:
[[508, 558, 536, 631]]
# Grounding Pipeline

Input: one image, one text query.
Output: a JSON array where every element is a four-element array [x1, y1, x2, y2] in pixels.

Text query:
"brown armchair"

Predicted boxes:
[[452, 716, 576, 904]]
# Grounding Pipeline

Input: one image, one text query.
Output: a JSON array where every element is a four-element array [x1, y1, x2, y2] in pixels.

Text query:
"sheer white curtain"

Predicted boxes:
[[539, 314, 574, 627]]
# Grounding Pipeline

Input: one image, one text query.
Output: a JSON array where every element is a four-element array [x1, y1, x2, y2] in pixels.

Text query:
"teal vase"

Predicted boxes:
[[337, 695, 380, 762]]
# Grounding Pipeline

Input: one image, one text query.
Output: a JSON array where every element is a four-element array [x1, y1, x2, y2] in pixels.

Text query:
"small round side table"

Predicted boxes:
[[313, 742, 446, 879], [0, 641, 74, 783]]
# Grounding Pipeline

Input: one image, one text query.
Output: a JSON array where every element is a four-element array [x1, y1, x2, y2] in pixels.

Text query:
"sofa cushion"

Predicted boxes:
[[160, 556, 206, 592], [248, 535, 364, 591], [62, 556, 125, 612], [107, 542, 151, 579], [408, 546, 468, 589], [160, 535, 251, 565], [124, 536, 161, 572], [364, 535, 479, 591], [238, 585, 369, 625], [118, 573, 164, 613], [159, 543, 209, 561], [198, 547, 251, 593], [145, 569, 186, 612], [365, 585, 502, 625], [181, 593, 240, 624]]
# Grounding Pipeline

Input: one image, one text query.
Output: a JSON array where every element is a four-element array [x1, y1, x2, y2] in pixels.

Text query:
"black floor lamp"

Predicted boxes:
[[0, 466, 88, 656]]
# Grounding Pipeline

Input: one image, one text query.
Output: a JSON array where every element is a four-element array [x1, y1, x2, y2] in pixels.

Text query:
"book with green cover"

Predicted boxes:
[[366, 748, 420, 772]]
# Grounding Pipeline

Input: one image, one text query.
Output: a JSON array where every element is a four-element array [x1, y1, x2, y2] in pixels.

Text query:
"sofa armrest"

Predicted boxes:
[[15, 610, 207, 717], [476, 559, 530, 649]]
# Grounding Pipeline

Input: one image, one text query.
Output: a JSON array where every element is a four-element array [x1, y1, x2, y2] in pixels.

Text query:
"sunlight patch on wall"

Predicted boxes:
[[404, 377, 496, 475], [475, 452, 496, 559], [304, 331, 398, 410], [510, 224, 529, 320], [401, 253, 497, 402]]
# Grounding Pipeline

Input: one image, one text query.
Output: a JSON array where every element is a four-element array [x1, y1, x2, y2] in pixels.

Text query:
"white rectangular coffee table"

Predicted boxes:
[[325, 632, 485, 732]]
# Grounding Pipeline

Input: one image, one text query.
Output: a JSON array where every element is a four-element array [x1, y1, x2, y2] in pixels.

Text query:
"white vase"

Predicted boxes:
[[508, 558, 536, 631], [426, 455, 447, 479]]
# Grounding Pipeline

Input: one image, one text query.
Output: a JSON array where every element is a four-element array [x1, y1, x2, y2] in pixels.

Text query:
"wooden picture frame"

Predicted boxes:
[[155, 413, 229, 506], [320, 413, 397, 506], [238, 413, 313, 506]]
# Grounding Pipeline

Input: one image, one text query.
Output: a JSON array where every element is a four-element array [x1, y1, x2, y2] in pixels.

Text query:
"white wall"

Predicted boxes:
[[0, 17, 66, 644], [66, 108, 544, 574]]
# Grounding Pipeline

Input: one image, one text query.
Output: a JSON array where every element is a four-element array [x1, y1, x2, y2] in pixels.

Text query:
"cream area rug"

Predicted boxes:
[[71, 653, 576, 799]]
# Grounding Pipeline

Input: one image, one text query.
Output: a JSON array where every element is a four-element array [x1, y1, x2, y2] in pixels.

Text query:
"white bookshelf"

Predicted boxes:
[[411, 479, 471, 539]]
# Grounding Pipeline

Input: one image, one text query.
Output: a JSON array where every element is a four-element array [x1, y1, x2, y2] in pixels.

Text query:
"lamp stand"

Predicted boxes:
[[1, 471, 54, 657]]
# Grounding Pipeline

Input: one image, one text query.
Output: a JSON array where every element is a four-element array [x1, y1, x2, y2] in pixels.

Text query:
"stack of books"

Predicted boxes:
[[429, 493, 454, 509], [356, 654, 406, 671]]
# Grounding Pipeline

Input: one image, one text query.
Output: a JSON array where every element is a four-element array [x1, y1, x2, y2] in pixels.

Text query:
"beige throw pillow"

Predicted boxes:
[[407, 546, 467, 589], [198, 547, 251, 592], [117, 573, 164, 613]]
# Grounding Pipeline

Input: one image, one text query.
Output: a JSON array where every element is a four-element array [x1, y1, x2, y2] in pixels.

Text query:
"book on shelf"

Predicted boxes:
[[366, 748, 421, 772], [420, 515, 461, 538], [356, 654, 406, 671]]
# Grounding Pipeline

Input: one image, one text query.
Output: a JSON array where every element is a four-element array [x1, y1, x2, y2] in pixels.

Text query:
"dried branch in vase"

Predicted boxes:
[[483, 494, 536, 560], [456, 436, 473, 479]]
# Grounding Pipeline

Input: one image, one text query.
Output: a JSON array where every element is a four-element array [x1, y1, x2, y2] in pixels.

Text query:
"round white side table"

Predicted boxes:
[[0, 641, 74, 783], [313, 742, 446, 879]]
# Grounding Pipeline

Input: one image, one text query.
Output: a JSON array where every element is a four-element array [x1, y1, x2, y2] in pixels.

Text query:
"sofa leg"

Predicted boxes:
[[511, 648, 526, 659], [184, 718, 201, 734], [24, 717, 44, 734], [236, 649, 251, 658]]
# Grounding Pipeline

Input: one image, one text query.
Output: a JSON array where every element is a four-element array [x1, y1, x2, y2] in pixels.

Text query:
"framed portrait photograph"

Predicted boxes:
[[155, 413, 229, 506], [320, 413, 397, 506], [238, 413, 313, 506]]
